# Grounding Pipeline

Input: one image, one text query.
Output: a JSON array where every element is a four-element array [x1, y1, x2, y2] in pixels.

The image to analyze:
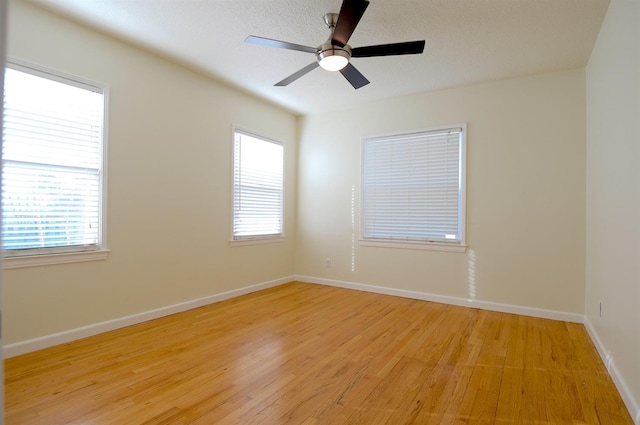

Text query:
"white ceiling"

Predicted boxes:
[[26, 0, 609, 115]]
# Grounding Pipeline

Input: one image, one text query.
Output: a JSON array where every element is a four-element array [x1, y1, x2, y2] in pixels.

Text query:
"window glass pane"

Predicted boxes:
[[2, 66, 104, 255], [233, 131, 284, 239]]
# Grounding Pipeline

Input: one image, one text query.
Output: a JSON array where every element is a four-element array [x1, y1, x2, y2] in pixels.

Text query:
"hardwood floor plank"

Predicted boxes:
[[5, 281, 634, 424], [342, 357, 435, 424]]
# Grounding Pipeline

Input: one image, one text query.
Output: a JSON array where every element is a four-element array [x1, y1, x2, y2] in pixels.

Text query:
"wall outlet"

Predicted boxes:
[[325, 258, 331, 268]]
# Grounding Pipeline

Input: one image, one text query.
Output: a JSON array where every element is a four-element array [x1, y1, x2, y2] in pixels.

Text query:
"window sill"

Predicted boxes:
[[360, 239, 467, 253], [3, 249, 110, 269], [229, 236, 285, 247]]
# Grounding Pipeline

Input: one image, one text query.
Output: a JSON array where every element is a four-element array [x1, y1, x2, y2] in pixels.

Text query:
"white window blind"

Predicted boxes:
[[362, 127, 465, 245], [2, 65, 105, 256], [233, 130, 284, 239]]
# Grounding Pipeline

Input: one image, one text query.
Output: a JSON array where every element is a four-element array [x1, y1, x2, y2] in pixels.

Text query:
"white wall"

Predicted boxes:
[[3, 0, 298, 345], [585, 0, 640, 421], [296, 69, 586, 315]]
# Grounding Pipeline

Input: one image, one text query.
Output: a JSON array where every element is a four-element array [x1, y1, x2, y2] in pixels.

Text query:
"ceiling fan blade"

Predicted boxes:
[[332, 0, 370, 47], [352, 40, 426, 57], [340, 63, 370, 89], [245, 35, 316, 54], [275, 62, 320, 86]]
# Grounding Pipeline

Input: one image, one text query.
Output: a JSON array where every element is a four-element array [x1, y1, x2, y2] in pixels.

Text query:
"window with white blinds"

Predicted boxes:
[[233, 130, 284, 240], [2, 63, 106, 256], [362, 126, 466, 247]]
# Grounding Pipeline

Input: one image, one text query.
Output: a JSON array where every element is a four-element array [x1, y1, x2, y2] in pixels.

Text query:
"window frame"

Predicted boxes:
[[360, 124, 467, 252], [230, 128, 285, 246], [2, 59, 109, 268]]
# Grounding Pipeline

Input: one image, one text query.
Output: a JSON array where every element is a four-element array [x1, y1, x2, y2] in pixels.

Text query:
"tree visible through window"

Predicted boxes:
[[2, 63, 106, 256], [233, 130, 284, 240]]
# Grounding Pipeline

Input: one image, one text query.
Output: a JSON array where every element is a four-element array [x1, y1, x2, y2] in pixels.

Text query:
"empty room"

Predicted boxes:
[[2, 0, 639, 423]]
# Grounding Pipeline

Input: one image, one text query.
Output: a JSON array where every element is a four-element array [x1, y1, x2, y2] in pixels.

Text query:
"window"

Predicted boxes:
[[232, 130, 284, 241], [2, 62, 107, 262], [361, 125, 466, 251]]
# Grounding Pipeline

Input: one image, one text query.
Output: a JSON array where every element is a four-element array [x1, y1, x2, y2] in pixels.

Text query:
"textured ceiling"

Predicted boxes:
[[26, 0, 609, 115]]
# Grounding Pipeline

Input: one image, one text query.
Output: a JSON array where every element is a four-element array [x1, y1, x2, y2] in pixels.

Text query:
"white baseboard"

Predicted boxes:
[[584, 318, 640, 425], [296, 275, 584, 323], [3, 276, 293, 358]]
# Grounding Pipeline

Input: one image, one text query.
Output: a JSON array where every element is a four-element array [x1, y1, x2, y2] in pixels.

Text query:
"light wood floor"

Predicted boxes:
[[5, 281, 633, 424]]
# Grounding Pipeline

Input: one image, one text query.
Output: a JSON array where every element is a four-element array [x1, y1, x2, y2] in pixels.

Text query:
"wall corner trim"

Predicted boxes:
[[3, 276, 294, 358], [583, 318, 640, 425]]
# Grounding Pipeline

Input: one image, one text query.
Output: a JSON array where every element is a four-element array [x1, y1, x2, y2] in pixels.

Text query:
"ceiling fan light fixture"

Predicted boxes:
[[317, 47, 350, 71]]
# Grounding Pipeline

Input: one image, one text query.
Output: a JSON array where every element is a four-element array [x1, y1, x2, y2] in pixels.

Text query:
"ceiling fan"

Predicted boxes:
[[245, 0, 426, 89]]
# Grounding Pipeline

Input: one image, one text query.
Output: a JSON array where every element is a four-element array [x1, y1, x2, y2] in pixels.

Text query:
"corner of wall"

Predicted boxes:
[[583, 317, 640, 424]]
